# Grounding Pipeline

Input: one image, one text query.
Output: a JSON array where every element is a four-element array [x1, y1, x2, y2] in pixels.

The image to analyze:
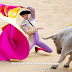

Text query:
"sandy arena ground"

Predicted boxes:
[[0, 0, 72, 72]]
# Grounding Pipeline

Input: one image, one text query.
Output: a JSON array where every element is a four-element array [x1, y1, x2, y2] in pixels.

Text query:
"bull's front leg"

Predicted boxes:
[[64, 55, 72, 68], [51, 50, 66, 69]]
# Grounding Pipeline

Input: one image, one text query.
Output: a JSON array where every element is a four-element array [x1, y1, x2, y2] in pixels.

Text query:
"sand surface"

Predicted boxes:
[[0, 0, 72, 72]]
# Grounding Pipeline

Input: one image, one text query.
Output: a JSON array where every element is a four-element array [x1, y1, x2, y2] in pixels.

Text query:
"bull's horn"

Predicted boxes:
[[42, 35, 55, 40]]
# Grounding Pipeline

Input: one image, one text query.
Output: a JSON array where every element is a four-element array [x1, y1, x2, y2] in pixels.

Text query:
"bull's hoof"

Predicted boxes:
[[51, 66, 57, 69], [64, 65, 69, 68]]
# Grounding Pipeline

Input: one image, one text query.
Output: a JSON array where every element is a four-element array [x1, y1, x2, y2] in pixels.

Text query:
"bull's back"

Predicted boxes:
[[57, 26, 72, 47]]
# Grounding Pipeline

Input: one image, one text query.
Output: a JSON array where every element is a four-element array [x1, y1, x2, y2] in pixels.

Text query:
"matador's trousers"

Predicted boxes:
[[30, 32, 52, 53]]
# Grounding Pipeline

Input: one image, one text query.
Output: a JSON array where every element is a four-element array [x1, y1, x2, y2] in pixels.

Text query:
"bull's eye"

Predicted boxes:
[[54, 41, 55, 43]]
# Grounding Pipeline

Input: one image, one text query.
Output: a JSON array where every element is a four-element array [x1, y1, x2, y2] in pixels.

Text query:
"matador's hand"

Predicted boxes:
[[20, 6, 27, 8], [37, 28, 44, 30]]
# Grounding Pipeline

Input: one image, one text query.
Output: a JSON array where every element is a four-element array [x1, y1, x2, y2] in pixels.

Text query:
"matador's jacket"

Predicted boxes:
[[20, 17, 37, 48]]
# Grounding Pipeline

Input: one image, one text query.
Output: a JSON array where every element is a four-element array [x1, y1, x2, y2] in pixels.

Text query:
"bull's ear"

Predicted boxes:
[[51, 35, 57, 40]]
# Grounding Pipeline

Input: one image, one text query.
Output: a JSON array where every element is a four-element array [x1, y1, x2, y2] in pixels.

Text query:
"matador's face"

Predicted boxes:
[[22, 14, 29, 20]]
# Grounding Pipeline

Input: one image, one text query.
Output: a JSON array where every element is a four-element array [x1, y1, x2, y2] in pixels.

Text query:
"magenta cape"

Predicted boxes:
[[0, 24, 30, 61]]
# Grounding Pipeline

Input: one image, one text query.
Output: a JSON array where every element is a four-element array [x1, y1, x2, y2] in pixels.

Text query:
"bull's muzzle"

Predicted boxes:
[[57, 48, 62, 54], [57, 50, 61, 54]]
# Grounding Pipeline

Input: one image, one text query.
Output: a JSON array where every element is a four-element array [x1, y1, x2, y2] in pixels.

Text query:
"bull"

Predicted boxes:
[[42, 26, 72, 69]]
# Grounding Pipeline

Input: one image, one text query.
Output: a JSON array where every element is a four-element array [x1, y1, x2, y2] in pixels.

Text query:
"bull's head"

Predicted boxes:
[[42, 34, 62, 54]]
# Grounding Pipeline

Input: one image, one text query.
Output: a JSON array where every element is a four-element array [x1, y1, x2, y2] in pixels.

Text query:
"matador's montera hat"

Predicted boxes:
[[20, 10, 31, 16]]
